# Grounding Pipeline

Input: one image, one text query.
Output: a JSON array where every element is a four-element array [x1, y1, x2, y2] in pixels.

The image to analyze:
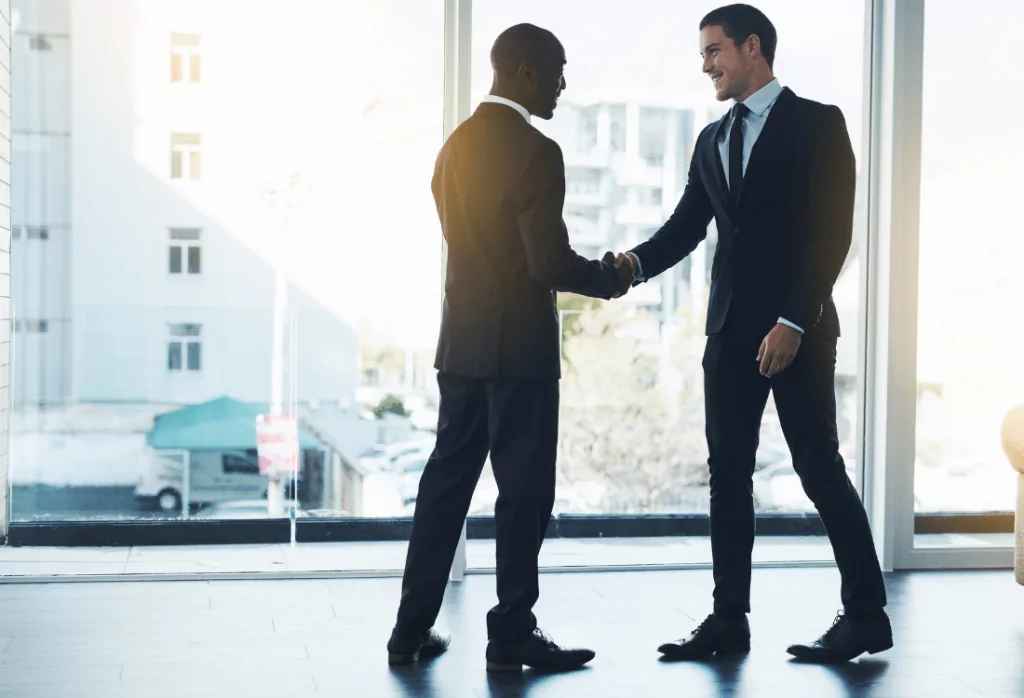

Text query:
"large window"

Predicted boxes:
[[10, 0, 444, 523], [913, 1, 1021, 524], [170, 32, 202, 84], [471, 0, 868, 516], [168, 227, 202, 275]]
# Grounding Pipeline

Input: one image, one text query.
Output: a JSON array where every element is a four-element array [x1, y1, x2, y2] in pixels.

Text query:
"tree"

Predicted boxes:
[[557, 298, 710, 513], [374, 394, 408, 419]]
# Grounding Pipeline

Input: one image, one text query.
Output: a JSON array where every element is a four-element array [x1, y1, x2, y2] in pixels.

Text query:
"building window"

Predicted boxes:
[[639, 107, 668, 167], [169, 228, 201, 274], [609, 105, 627, 154], [638, 187, 663, 206], [566, 168, 602, 196], [26, 226, 49, 240], [170, 133, 202, 180], [171, 33, 202, 83], [168, 323, 202, 372], [14, 319, 48, 333], [222, 450, 260, 475], [577, 108, 599, 155], [29, 36, 52, 51]]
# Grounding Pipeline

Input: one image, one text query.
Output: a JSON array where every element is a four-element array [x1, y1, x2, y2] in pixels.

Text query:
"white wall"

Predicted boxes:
[[60, 0, 357, 406], [0, 0, 12, 538], [10, 0, 70, 405]]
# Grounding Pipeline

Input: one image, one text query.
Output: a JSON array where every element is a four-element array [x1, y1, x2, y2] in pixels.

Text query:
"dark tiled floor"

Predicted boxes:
[[0, 567, 1021, 697]]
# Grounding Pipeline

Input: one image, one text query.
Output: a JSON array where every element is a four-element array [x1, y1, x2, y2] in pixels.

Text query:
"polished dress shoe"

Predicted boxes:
[[387, 627, 451, 665], [787, 611, 893, 663], [658, 613, 751, 660], [486, 628, 595, 672]]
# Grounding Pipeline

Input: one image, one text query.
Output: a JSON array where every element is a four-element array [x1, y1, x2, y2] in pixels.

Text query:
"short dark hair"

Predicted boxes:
[[700, 4, 777, 69], [490, 23, 563, 80]]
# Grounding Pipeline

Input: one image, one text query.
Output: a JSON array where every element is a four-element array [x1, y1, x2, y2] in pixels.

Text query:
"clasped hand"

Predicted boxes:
[[601, 251, 635, 299]]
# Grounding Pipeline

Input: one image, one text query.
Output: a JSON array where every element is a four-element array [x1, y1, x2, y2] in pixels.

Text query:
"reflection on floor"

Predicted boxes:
[[0, 536, 841, 578], [0, 568, 1021, 697], [0, 534, 1014, 579], [0, 533, 1012, 579]]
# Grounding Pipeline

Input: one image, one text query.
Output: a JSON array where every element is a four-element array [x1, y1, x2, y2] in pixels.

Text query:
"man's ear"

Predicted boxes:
[[745, 34, 761, 60], [517, 62, 536, 85]]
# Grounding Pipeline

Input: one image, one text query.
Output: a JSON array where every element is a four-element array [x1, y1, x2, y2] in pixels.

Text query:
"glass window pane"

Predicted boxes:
[[168, 342, 182, 371], [187, 342, 201, 371], [472, 0, 868, 523], [10, 0, 443, 529], [169, 245, 182, 273], [170, 52, 182, 82], [914, 1, 1020, 537]]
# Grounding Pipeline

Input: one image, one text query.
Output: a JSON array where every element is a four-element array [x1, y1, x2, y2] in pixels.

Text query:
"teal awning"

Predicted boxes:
[[147, 396, 320, 451]]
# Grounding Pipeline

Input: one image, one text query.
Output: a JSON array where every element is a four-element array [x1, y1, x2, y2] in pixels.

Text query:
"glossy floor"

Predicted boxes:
[[0, 534, 1009, 578], [0, 567, 1020, 697]]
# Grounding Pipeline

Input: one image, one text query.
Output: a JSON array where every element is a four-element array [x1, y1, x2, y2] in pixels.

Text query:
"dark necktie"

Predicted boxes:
[[728, 102, 749, 205]]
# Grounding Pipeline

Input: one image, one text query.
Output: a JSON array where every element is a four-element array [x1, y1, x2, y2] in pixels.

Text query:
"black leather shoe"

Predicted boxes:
[[486, 628, 595, 672], [658, 614, 751, 660], [787, 611, 893, 663], [387, 628, 451, 665]]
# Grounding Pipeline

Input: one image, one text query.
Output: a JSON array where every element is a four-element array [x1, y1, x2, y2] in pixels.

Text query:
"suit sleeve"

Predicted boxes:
[[779, 106, 855, 331], [516, 139, 620, 299], [627, 130, 715, 282]]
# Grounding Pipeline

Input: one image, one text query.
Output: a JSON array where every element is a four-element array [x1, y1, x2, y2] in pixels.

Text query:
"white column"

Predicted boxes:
[[862, 0, 925, 571], [0, 0, 14, 540], [443, 0, 472, 583]]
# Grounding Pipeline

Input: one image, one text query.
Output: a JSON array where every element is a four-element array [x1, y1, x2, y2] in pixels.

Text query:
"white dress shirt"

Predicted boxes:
[[480, 94, 531, 123], [629, 78, 804, 334]]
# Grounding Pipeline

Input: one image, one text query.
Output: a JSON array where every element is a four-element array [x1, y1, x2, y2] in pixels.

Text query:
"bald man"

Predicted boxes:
[[386, 24, 629, 673]]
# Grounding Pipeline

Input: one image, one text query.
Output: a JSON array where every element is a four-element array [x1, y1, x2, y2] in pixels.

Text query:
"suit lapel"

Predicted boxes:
[[706, 114, 731, 208], [740, 87, 796, 194]]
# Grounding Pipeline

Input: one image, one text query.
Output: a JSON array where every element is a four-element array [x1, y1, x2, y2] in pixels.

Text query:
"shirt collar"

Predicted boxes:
[[480, 95, 531, 124], [738, 78, 783, 117]]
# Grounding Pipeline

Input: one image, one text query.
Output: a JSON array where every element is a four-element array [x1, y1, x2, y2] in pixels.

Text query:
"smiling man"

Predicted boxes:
[[611, 4, 892, 663]]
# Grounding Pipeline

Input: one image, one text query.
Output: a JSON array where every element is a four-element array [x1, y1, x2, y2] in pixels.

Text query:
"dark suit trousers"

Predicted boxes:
[[703, 331, 887, 619], [394, 372, 559, 641]]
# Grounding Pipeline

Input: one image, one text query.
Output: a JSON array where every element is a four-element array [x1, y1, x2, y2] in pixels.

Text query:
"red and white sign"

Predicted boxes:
[[255, 414, 299, 475]]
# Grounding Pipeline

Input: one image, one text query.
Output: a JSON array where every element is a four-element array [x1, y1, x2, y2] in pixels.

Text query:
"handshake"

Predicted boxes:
[[602, 251, 636, 299]]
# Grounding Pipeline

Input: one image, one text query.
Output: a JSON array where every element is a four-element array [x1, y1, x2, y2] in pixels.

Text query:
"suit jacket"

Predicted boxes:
[[630, 87, 855, 340], [432, 102, 622, 380]]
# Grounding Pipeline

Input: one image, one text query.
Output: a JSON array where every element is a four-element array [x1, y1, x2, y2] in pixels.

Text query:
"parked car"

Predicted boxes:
[[394, 453, 430, 504], [194, 499, 306, 520], [135, 448, 316, 513], [359, 439, 434, 474]]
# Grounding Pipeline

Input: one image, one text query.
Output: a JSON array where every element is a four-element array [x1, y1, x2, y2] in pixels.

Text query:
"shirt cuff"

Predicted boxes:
[[626, 252, 645, 282], [778, 317, 804, 334]]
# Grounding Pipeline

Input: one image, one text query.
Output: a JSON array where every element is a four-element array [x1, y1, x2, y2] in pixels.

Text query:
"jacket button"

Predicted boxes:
[[732, 227, 740, 235]]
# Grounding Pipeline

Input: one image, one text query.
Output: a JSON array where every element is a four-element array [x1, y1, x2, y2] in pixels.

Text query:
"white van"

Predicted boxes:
[[134, 448, 285, 513]]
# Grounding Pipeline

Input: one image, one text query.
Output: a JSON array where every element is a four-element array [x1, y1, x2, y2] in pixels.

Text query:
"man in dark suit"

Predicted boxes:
[[387, 24, 631, 672], [614, 4, 891, 663]]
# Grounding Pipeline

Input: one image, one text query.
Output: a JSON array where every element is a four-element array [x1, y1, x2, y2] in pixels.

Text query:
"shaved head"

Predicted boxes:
[[490, 23, 563, 79], [488, 24, 566, 120]]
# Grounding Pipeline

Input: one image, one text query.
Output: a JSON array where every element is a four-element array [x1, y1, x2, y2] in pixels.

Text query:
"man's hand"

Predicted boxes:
[[757, 323, 802, 377], [602, 251, 633, 298]]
